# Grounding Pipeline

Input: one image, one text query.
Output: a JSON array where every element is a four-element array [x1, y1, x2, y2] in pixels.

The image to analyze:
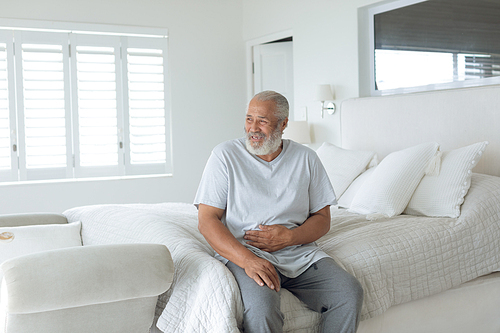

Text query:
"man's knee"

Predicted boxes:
[[342, 273, 364, 311], [317, 259, 364, 311], [226, 261, 284, 332], [241, 288, 283, 332], [243, 292, 283, 318]]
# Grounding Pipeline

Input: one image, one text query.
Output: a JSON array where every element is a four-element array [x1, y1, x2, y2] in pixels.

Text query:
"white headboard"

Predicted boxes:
[[340, 85, 500, 177]]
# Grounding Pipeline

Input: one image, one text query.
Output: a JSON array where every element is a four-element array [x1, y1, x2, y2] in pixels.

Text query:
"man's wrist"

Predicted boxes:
[[288, 227, 299, 247], [237, 248, 261, 269]]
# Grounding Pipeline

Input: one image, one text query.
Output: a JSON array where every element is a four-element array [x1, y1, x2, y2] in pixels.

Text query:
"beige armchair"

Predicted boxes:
[[0, 213, 174, 333]]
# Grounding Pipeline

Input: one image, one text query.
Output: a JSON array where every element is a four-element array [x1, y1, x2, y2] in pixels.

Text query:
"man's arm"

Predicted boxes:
[[197, 204, 280, 291], [243, 205, 331, 253]]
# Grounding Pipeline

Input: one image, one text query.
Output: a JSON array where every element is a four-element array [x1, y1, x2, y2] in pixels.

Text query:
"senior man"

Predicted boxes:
[[194, 90, 363, 333]]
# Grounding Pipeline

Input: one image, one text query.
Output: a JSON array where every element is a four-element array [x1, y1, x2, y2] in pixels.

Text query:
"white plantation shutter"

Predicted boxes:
[[123, 37, 170, 175], [0, 43, 10, 172], [71, 35, 124, 177], [464, 54, 500, 80], [22, 44, 67, 168], [0, 24, 170, 183], [76, 46, 118, 167], [14, 32, 72, 181]]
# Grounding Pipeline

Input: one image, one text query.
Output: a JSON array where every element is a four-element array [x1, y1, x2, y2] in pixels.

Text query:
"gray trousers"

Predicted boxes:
[[226, 257, 363, 333]]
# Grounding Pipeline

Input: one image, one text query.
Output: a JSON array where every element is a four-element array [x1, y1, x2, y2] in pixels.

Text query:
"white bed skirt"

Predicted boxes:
[[358, 272, 500, 333]]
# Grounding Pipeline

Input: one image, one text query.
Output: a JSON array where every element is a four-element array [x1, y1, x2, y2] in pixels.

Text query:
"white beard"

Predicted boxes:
[[245, 127, 283, 156]]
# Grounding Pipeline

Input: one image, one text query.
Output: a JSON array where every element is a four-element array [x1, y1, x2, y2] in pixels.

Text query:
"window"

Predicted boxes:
[[359, 0, 500, 96], [0, 22, 170, 183]]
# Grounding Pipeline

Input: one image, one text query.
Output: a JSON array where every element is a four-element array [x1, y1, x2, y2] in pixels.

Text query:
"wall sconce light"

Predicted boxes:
[[283, 121, 312, 144], [315, 84, 336, 118]]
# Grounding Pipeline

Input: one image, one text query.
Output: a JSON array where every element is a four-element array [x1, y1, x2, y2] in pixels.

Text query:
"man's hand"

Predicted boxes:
[[244, 255, 280, 292], [198, 204, 280, 291], [244, 206, 331, 254], [244, 224, 294, 252]]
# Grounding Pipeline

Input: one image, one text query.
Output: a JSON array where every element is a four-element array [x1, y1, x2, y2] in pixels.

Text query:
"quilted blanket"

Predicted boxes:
[[63, 173, 500, 332]]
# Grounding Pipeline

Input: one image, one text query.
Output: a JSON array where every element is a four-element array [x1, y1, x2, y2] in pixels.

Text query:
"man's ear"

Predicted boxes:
[[281, 118, 289, 133]]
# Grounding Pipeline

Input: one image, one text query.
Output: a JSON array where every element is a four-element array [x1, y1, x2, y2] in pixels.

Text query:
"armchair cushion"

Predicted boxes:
[[0, 222, 82, 285]]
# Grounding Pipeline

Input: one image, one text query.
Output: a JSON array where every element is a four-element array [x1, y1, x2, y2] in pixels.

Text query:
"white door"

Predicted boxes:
[[253, 41, 294, 115]]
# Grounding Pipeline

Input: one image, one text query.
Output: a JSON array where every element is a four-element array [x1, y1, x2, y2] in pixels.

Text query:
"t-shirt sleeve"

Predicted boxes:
[[193, 149, 228, 210], [309, 153, 337, 214]]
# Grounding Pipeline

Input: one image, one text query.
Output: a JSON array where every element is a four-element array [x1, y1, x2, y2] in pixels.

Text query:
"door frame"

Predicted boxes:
[[245, 30, 293, 101]]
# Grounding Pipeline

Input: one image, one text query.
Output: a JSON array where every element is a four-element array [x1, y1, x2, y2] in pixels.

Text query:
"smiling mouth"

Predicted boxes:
[[248, 132, 266, 142]]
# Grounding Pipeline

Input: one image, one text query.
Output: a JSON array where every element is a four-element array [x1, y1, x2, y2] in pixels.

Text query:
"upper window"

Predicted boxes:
[[363, 0, 500, 96], [0, 22, 170, 183]]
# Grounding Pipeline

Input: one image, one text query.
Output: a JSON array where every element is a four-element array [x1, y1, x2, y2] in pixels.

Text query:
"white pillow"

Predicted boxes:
[[337, 167, 376, 209], [0, 222, 82, 284], [404, 141, 488, 217], [316, 142, 376, 197], [349, 142, 439, 217]]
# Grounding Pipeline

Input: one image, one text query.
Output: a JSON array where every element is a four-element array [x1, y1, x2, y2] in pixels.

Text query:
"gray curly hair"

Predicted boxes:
[[251, 90, 289, 123]]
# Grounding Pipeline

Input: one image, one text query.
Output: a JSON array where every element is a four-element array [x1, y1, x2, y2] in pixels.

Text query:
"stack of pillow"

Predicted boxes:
[[316, 141, 488, 218]]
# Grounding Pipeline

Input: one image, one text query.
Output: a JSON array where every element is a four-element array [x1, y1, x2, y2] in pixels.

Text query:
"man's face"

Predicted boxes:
[[244, 98, 287, 156]]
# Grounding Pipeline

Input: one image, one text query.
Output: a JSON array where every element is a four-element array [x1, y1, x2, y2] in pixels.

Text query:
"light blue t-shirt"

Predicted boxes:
[[194, 138, 337, 278]]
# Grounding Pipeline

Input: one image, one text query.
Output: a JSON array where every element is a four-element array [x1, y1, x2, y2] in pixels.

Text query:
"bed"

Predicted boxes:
[[63, 84, 500, 332]]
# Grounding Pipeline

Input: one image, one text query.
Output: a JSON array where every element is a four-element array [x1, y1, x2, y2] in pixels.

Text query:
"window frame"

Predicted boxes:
[[360, 0, 500, 96], [70, 33, 125, 178], [0, 19, 171, 184], [14, 30, 74, 181], [121, 36, 171, 176], [0, 30, 17, 182]]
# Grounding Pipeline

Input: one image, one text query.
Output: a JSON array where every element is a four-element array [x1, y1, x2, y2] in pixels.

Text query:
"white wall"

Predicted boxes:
[[242, 0, 381, 149], [1, 0, 390, 214], [0, 0, 246, 214]]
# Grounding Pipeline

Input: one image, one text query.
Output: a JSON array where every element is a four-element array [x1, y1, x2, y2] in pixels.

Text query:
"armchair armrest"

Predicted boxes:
[[1, 243, 174, 314]]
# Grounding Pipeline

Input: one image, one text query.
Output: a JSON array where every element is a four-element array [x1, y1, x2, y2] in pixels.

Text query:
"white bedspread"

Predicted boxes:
[[63, 173, 500, 332], [65, 202, 244, 332]]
